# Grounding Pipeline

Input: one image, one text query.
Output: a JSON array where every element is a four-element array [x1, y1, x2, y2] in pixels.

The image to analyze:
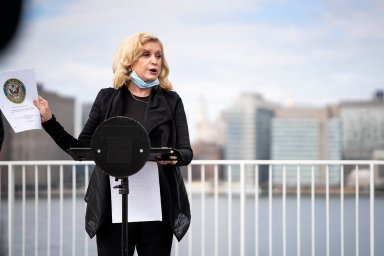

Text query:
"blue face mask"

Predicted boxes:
[[129, 71, 160, 89]]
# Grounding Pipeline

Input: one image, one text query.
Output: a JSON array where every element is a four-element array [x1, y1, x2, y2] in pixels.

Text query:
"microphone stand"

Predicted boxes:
[[114, 177, 129, 255]]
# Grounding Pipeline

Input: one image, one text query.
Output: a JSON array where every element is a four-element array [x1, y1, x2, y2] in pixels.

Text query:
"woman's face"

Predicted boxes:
[[131, 41, 163, 82]]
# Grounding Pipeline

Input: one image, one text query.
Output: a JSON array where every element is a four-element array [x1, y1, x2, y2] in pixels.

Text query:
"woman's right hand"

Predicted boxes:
[[33, 95, 53, 123]]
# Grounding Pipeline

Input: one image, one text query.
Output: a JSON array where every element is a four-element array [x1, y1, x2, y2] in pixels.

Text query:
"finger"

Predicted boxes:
[[39, 96, 48, 106], [34, 95, 44, 105], [33, 99, 41, 109]]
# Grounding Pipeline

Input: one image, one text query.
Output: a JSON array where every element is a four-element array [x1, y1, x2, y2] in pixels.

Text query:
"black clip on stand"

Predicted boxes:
[[67, 116, 179, 256]]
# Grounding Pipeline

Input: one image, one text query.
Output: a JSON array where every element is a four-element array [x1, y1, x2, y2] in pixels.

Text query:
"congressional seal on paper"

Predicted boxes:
[[0, 67, 42, 133], [3, 78, 26, 104]]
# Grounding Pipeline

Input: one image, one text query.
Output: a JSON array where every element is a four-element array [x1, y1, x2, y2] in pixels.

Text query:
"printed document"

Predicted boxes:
[[109, 161, 162, 222], [0, 67, 42, 132]]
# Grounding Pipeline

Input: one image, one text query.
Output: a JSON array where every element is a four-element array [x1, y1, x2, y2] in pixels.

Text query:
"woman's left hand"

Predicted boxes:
[[33, 95, 53, 123]]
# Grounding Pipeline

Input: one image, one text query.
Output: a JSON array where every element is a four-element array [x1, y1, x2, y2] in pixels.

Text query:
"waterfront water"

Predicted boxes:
[[1, 194, 384, 255]]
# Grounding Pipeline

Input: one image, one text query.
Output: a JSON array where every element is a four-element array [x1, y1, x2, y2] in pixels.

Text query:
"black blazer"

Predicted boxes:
[[43, 86, 193, 241]]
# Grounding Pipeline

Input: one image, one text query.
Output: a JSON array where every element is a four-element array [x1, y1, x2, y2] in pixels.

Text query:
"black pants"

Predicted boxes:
[[96, 221, 173, 256]]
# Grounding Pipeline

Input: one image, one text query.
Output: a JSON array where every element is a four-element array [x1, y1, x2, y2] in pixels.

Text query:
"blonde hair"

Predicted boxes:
[[112, 32, 172, 91]]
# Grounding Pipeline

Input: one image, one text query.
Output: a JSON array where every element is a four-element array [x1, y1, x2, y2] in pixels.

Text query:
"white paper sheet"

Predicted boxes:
[[109, 161, 162, 223], [0, 67, 42, 133]]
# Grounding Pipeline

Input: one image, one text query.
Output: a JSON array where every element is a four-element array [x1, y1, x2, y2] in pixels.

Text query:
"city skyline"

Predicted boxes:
[[0, 0, 383, 140]]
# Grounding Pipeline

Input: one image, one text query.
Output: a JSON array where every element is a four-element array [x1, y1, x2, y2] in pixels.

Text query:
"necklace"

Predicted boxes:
[[130, 92, 148, 103]]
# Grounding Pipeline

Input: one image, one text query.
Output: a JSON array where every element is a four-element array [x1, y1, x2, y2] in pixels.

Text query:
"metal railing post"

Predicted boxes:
[[8, 164, 14, 256], [72, 165, 76, 256], [227, 165, 232, 256], [34, 165, 39, 256], [297, 165, 301, 256], [214, 164, 219, 256], [311, 165, 315, 256], [254, 165, 259, 256], [370, 163, 374, 256], [201, 165, 205, 256], [59, 165, 64, 256], [240, 163, 245, 256], [22, 166, 26, 256], [268, 165, 273, 256]]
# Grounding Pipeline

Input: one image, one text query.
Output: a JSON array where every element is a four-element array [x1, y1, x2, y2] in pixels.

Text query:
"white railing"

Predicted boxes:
[[1, 160, 384, 256]]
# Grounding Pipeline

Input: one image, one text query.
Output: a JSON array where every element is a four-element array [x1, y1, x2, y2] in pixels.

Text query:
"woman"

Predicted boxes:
[[34, 32, 192, 256]]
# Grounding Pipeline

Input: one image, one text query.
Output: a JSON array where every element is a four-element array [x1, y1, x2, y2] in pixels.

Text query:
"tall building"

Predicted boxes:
[[271, 106, 342, 186], [223, 93, 275, 160], [81, 102, 93, 127], [0, 84, 76, 188], [222, 93, 275, 182], [336, 91, 384, 186], [0, 84, 75, 161], [339, 91, 384, 160]]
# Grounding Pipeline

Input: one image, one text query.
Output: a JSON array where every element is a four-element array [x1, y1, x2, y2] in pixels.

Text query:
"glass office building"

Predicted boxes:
[[271, 108, 342, 186], [223, 93, 275, 183]]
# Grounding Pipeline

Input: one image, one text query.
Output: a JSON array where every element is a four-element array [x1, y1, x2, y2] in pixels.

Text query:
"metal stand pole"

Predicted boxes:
[[114, 177, 129, 256]]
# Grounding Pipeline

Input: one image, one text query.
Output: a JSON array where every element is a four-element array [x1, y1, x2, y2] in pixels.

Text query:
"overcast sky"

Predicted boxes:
[[1, 0, 384, 140]]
